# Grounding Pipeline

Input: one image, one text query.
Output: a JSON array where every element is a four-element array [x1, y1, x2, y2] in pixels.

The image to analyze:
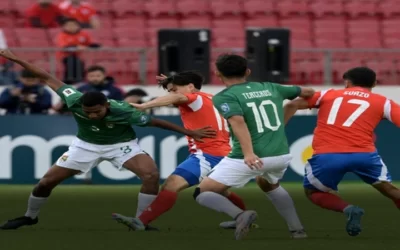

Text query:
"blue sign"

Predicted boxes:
[[0, 115, 399, 184]]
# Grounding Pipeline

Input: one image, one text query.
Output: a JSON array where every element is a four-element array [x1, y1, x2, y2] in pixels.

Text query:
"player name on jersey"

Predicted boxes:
[[242, 90, 272, 100]]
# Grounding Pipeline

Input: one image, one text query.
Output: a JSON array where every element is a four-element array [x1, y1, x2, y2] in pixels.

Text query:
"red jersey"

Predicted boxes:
[[308, 87, 400, 154], [58, 1, 96, 24], [178, 92, 231, 156], [56, 30, 92, 59], [26, 3, 62, 28]]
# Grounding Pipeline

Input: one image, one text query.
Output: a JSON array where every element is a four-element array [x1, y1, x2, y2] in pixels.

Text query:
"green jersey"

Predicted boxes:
[[56, 85, 151, 145], [212, 82, 301, 159]]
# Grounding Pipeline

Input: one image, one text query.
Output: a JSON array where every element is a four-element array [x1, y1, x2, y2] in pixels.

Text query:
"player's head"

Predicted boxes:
[[343, 67, 377, 89], [215, 54, 250, 84], [20, 69, 40, 87], [87, 65, 106, 85], [38, 0, 52, 6], [159, 71, 204, 94], [81, 91, 109, 120], [62, 18, 81, 33], [124, 88, 148, 104]]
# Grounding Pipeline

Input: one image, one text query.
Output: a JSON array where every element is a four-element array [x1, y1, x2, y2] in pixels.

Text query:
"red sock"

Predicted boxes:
[[139, 190, 178, 225], [309, 192, 349, 213], [227, 192, 246, 210], [393, 199, 400, 209]]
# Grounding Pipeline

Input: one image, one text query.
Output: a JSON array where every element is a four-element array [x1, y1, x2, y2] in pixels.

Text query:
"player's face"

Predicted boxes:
[[87, 70, 105, 85], [166, 83, 193, 94], [82, 104, 108, 120], [63, 21, 80, 33]]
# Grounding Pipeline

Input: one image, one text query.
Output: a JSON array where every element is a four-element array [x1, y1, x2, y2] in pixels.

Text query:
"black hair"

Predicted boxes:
[[343, 67, 376, 88], [159, 71, 204, 90], [20, 69, 38, 79], [81, 91, 108, 107], [87, 65, 106, 74], [62, 18, 80, 25], [125, 88, 148, 98], [215, 54, 248, 78]]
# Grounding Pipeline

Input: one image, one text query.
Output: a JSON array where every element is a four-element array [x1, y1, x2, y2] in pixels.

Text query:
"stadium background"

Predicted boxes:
[[1, 0, 400, 183]]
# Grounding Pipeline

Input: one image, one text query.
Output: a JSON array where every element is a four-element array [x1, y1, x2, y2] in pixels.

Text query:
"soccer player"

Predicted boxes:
[[0, 49, 215, 230], [284, 67, 400, 237], [112, 71, 249, 230], [193, 54, 314, 240]]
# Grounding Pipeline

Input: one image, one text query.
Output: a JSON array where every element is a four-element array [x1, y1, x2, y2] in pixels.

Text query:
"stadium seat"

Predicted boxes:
[[213, 16, 244, 28], [111, 0, 145, 17], [315, 38, 347, 48], [147, 18, 180, 47], [144, 0, 177, 17], [314, 17, 347, 48], [276, 0, 309, 16], [332, 60, 361, 83], [13, 0, 33, 16], [180, 16, 212, 28], [296, 60, 324, 84], [1, 28, 18, 47], [365, 60, 397, 85], [176, 0, 210, 15], [344, 0, 378, 17], [280, 17, 312, 42], [0, 1, 13, 14], [309, 1, 344, 17], [212, 28, 245, 48], [349, 38, 382, 48], [114, 16, 146, 29], [210, 0, 242, 16], [0, 16, 15, 28], [15, 29, 50, 47], [245, 15, 278, 28], [86, 0, 110, 15], [379, 0, 400, 17], [243, 0, 275, 15], [99, 15, 114, 29]]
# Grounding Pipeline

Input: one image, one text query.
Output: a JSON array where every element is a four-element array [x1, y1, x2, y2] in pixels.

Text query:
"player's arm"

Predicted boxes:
[[283, 91, 323, 124], [131, 94, 189, 110], [129, 110, 216, 142], [273, 83, 315, 100], [0, 49, 65, 92], [384, 99, 400, 127]]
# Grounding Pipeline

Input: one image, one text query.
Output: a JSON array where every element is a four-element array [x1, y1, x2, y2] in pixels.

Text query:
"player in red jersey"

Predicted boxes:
[[112, 71, 250, 230], [284, 67, 400, 236]]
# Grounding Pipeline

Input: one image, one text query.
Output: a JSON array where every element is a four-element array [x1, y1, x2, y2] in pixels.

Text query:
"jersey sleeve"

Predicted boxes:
[[212, 94, 243, 119], [307, 91, 322, 108], [56, 85, 83, 108], [128, 109, 152, 127], [273, 83, 301, 100], [384, 99, 400, 127], [180, 93, 203, 111]]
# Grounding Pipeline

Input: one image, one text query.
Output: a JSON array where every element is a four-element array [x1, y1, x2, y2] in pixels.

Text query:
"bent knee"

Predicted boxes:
[[140, 169, 160, 183], [256, 176, 279, 192], [162, 175, 189, 192]]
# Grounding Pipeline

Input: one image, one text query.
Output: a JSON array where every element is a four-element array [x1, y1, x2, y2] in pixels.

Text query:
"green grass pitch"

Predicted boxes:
[[0, 182, 398, 250]]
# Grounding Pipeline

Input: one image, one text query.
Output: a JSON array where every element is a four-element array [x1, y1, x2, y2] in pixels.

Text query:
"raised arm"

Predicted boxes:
[[284, 98, 310, 124], [0, 49, 65, 92], [131, 94, 189, 110]]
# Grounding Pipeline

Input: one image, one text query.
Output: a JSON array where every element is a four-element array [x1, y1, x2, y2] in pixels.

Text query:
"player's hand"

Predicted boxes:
[[129, 102, 146, 110], [244, 154, 263, 170], [24, 94, 37, 103], [190, 126, 217, 142], [156, 74, 168, 84], [0, 49, 18, 61]]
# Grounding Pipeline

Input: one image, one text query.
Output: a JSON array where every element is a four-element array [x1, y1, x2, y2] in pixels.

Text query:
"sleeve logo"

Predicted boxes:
[[62, 88, 76, 97], [220, 103, 230, 113], [140, 115, 149, 123]]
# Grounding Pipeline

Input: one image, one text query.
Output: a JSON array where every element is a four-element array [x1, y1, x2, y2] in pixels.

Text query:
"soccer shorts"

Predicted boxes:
[[55, 138, 146, 173], [171, 152, 224, 186], [208, 154, 292, 188], [303, 152, 392, 192]]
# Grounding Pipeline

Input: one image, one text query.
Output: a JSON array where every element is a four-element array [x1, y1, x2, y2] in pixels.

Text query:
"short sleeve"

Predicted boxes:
[[212, 94, 243, 119], [56, 85, 83, 108], [384, 99, 400, 127], [180, 93, 204, 111], [273, 83, 301, 100], [307, 91, 322, 108], [129, 109, 152, 127]]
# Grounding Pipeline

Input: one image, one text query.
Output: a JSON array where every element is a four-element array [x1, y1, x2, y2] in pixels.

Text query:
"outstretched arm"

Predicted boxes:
[[284, 98, 312, 125], [0, 50, 65, 92], [132, 94, 189, 110]]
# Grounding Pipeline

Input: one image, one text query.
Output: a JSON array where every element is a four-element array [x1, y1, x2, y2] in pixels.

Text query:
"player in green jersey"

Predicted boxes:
[[0, 49, 215, 230], [193, 54, 315, 240]]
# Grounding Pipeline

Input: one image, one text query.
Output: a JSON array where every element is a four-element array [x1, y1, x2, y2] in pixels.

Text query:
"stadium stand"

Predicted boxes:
[[0, 0, 399, 85]]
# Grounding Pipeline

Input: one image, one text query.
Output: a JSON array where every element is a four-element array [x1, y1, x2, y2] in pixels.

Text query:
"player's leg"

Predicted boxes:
[[352, 152, 400, 209], [194, 157, 257, 240], [0, 165, 80, 230], [304, 153, 364, 236]]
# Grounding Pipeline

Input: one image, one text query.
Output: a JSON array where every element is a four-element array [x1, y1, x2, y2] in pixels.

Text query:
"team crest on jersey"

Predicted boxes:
[[60, 155, 68, 162], [106, 123, 114, 128], [220, 103, 230, 113]]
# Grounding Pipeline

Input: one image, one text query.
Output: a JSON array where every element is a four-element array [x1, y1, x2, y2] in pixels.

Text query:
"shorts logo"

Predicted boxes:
[[60, 155, 68, 162], [91, 126, 100, 132], [62, 88, 76, 97], [106, 123, 114, 129], [220, 103, 230, 113]]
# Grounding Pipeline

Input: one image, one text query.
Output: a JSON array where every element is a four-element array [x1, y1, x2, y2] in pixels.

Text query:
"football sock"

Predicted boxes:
[[24, 193, 48, 219], [393, 199, 400, 209], [135, 192, 157, 217], [139, 190, 178, 225], [227, 192, 246, 210], [196, 191, 243, 219], [265, 186, 303, 231], [309, 192, 349, 213]]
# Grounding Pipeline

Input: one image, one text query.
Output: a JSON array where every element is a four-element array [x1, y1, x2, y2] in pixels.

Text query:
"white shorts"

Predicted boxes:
[[208, 154, 292, 188], [56, 138, 146, 173]]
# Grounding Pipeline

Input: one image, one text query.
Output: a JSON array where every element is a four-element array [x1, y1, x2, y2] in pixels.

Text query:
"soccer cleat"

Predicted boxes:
[[344, 205, 365, 236], [290, 229, 308, 239], [234, 211, 258, 240], [145, 225, 160, 231], [0, 216, 38, 230], [219, 220, 259, 229], [112, 213, 146, 231]]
